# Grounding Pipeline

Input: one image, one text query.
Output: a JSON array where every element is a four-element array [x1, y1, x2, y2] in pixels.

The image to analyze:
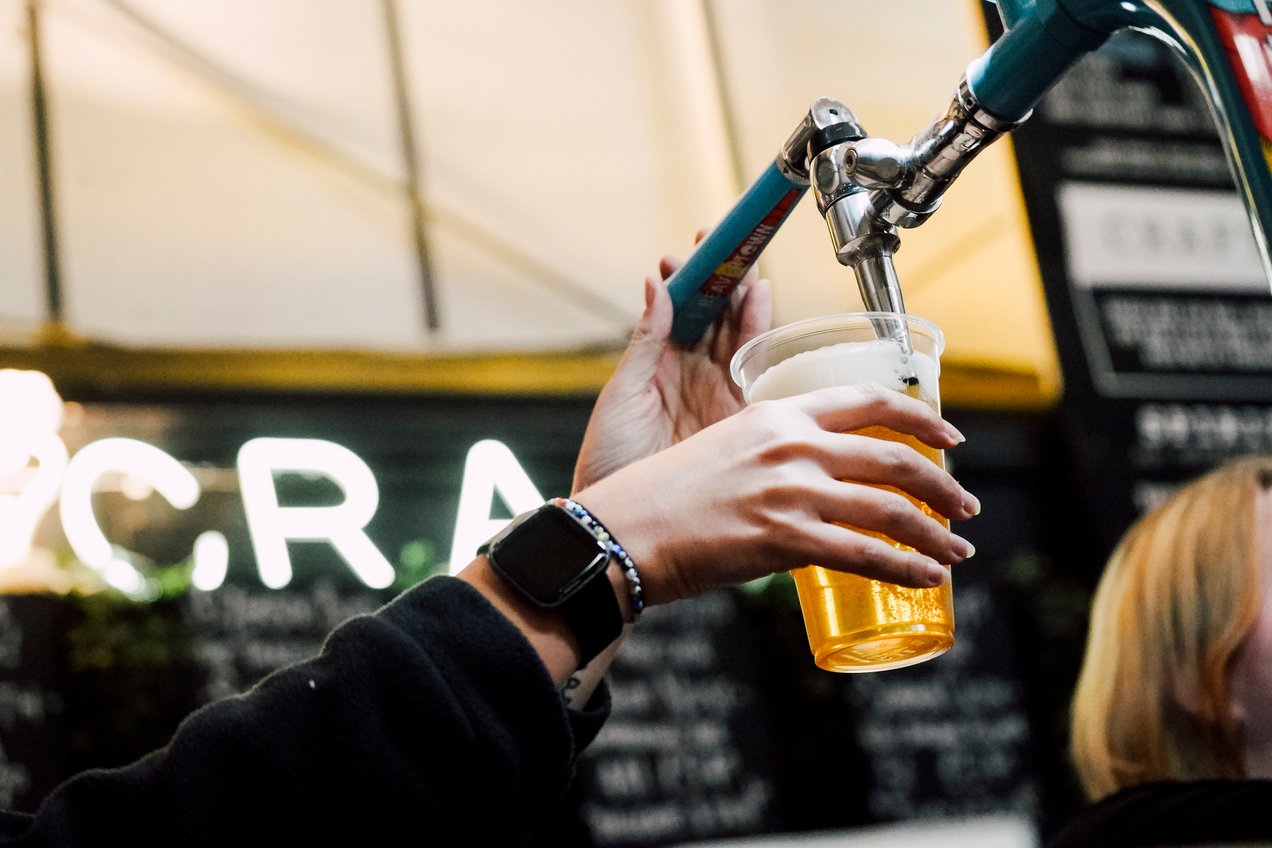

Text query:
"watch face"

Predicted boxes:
[[489, 506, 610, 606]]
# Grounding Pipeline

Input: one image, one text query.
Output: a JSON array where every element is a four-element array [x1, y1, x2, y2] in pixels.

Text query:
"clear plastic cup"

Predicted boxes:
[[731, 312, 954, 672]]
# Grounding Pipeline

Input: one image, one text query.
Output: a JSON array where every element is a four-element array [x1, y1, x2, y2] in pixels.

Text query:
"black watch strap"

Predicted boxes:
[[556, 569, 623, 666]]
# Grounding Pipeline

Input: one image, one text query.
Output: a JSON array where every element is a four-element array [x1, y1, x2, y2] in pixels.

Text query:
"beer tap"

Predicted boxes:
[[668, 86, 1021, 352], [805, 86, 1023, 352], [666, 0, 1272, 345]]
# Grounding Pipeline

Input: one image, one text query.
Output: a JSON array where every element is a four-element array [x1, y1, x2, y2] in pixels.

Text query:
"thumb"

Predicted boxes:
[[615, 275, 672, 384]]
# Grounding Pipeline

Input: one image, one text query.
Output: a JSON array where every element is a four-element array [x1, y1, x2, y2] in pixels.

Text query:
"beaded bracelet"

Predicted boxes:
[[551, 497, 645, 621]]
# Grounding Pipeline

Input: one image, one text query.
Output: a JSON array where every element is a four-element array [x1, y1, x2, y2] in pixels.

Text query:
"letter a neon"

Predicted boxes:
[[449, 440, 543, 574]]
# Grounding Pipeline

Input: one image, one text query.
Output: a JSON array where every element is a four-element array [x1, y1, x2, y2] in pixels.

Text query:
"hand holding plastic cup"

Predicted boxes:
[[730, 312, 954, 673]]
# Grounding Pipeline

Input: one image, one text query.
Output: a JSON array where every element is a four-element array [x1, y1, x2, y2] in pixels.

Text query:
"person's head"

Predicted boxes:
[[1070, 454, 1272, 800]]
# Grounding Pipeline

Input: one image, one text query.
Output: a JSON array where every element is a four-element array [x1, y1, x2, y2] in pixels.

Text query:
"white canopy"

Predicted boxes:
[[0, 0, 1056, 397]]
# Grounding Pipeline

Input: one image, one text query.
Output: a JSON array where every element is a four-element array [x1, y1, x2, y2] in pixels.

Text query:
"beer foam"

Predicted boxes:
[[747, 339, 939, 403]]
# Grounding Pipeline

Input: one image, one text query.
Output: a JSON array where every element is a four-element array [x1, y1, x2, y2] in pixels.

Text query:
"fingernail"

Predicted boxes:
[[952, 535, 976, 560], [643, 278, 655, 310], [924, 561, 949, 586], [946, 423, 966, 444], [963, 493, 982, 517]]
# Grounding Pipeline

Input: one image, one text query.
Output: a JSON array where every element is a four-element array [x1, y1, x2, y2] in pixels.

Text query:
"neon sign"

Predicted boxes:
[[0, 371, 547, 596], [0, 371, 66, 569]]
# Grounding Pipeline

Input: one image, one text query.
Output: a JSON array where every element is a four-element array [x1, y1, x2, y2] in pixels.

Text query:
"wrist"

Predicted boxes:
[[571, 480, 677, 608], [474, 498, 643, 674]]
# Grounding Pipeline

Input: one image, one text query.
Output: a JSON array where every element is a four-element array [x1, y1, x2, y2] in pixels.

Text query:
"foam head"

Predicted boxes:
[[746, 338, 939, 404]]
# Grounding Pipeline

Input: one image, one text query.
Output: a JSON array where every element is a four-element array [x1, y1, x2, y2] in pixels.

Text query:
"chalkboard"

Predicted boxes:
[[562, 533, 1043, 845], [0, 596, 70, 812], [573, 590, 784, 845], [836, 577, 1037, 821]]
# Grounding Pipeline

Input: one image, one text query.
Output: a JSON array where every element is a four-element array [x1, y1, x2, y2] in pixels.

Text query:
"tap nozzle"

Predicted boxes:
[[812, 157, 912, 352]]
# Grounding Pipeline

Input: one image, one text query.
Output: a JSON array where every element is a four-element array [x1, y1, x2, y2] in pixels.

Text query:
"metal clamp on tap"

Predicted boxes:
[[809, 82, 1025, 352], [850, 79, 1025, 229]]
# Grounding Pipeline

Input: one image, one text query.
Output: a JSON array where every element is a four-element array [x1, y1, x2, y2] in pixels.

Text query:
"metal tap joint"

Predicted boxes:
[[806, 80, 1026, 349]]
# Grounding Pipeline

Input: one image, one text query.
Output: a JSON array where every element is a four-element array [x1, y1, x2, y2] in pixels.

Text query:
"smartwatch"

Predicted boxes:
[[480, 502, 623, 666]]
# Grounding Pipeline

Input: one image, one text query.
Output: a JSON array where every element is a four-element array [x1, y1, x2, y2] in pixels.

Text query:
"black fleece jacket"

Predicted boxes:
[[0, 576, 610, 846]]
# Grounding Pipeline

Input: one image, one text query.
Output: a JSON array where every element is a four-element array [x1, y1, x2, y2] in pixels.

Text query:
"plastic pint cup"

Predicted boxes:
[[730, 313, 954, 672]]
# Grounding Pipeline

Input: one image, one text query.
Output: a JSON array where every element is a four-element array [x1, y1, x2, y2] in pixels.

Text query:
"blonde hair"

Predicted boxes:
[[1070, 454, 1272, 800]]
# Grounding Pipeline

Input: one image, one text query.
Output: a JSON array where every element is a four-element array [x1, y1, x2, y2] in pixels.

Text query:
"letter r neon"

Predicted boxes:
[[237, 438, 394, 589]]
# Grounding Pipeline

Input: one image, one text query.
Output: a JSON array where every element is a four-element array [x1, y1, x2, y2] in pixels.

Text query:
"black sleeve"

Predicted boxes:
[[1, 576, 610, 847]]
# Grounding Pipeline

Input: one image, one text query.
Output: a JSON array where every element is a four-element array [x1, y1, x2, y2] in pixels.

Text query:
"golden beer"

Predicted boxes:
[[731, 313, 954, 672]]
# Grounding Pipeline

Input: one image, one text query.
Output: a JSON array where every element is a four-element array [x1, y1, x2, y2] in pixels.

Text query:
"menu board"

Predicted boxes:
[[560, 526, 1042, 844], [839, 576, 1037, 821], [571, 590, 784, 845], [990, 16, 1272, 557]]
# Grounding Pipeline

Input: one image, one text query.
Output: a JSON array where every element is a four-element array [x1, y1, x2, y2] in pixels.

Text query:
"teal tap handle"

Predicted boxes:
[[666, 161, 808, 342]]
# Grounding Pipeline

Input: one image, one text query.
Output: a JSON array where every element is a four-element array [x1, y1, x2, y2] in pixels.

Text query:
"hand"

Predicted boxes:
[[574, 384, 980, 605], [572, 243, 772, 492]]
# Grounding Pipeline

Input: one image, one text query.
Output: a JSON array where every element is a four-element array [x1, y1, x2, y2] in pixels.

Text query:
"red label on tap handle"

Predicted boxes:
[[701, 188, 803, 297], [1210, 3, 1272, 142]]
